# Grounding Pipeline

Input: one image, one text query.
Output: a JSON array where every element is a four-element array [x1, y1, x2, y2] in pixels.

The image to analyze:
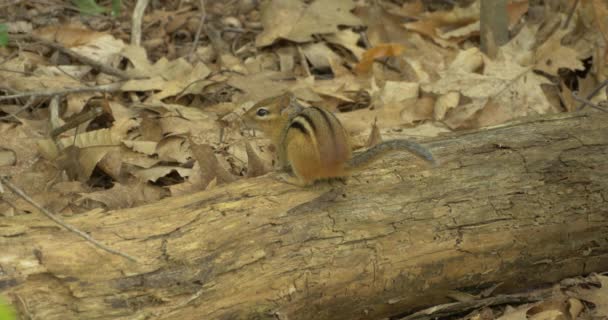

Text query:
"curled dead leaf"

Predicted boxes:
[[355, 43, 406, 75]]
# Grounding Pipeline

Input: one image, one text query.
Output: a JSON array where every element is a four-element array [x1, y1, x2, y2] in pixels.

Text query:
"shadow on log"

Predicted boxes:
[[1, 111, 607, 319]]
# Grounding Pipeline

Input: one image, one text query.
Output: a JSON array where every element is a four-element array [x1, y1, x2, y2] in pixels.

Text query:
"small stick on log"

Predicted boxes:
[[397, 288, 553, 320], [0, 177, 138, 262]]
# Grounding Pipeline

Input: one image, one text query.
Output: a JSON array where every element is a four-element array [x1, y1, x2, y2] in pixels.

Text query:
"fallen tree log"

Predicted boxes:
[[1, 111, 607, 320]]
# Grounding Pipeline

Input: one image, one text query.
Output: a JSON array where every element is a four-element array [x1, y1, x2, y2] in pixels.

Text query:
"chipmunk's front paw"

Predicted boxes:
[[274, 172, 310, 187]]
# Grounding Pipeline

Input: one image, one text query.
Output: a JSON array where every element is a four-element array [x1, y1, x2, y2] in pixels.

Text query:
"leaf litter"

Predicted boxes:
[[0, 0, 607, 316]]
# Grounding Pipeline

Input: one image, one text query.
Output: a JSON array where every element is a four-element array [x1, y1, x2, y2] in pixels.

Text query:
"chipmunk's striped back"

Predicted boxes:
[[281, 106, 351, 183]]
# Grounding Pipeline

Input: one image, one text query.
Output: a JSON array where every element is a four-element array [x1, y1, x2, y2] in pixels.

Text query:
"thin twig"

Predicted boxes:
[[359, 30, 372, 49], [0, 67, 31, 75], [189, 0, 207, 59], [563, 0, 579, 29], [11, 35, 134, 80], [297, 45, 311, 77], [0, 96, 37, 121], [0, 82, 123, 102], [50, 106, 104, 137], [222, 27, 250, 34], [577, 78, 608, 110], [0, 51, 19, 66], [397, 288, 553, 320], [572, 92, 608, 112], [0, 177, 138, 262]]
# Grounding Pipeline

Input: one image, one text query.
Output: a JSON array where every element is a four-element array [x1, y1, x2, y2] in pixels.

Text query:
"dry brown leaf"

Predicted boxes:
[[201, 177, 216, 191], [37, 129, 120, 181], [97, 149, 122, 181], [324, 29, 365, 60], [535, 29, 585, 75], [5, 20, 33, 34], [401, 96, 434, 124], [577, 74, 608, 106], [497, 304, 534, 320], [507, 0, 530, 27], [0, 148, 16, 167], [1, 63, 82, 92], [527, 299, 569, 320], [377, 81, 419, 105], [301, 42, 343, 74], [123, 140, 158, 155], [37, 128, 119, 160], [365, 120, 382, 148], [35, 25, 107, 47], [404, 1, 480, 48], [355, 43, 406, 75], [245, 142, 269, 178], [191, 142, 236, 188], [78, 183, 135, 210], [156, 136, 191, 163], [104, 101, 140, 138], [567, 274, 608, 317], [590, 0, 608, 41], [256, 0, 361, 47], [121, 45, 211, 100], [227, 71, 291, 101], [0, 56, 95, 117], [400, 0, 424, 16], [51, 181, 87, 196], [79, 146, 118, 182], [354, 2, 412, 46], [276, 46, 297, 73], [448, 46, 484, 73], [424, 46, 555, 129], [158, 116, 219, 144], [56, 146, 87, 182], [133, 102, 215, 122], [139, 114, 164, 142], [567, 298, 584, 319], [169, 162, 206, 196], [133, 166, 193, 182], [121, 148, 160, 169], [311, 74, 362, 101], [434, 91, 460, 120], [36, 25, 124, 68], [337, 104, 405, 135]]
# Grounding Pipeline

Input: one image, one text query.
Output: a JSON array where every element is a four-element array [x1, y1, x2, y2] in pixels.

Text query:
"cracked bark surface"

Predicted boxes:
[[1, 111, 607, 320]]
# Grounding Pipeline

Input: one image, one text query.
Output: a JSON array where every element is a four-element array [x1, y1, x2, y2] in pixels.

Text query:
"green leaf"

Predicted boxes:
[[111, 0, 122, 17], [0, 297, 16, 320], [0, 24, 8, 47], [72, 0, 107, 15]]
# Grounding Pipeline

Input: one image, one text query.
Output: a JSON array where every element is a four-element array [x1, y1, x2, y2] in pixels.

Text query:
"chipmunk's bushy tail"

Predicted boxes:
[[348, 140, 436, 169]]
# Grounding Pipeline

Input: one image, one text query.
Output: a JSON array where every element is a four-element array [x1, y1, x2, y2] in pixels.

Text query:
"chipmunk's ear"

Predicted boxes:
[[280, 93, 304, 118]]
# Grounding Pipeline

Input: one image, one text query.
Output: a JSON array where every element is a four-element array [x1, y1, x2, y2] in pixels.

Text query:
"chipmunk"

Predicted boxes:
[[243, 93, 436, 186]]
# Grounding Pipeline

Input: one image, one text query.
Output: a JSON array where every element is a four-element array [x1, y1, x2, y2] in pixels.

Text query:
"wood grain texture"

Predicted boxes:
[[1, 111, 607, 320]]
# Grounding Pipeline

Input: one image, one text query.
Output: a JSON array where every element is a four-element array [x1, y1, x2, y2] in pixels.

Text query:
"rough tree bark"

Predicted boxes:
[[1, 111, 607, 320]]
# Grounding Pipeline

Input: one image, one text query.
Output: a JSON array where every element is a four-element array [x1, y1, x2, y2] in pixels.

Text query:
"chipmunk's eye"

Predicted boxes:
[[256, 108, 270, 117]]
